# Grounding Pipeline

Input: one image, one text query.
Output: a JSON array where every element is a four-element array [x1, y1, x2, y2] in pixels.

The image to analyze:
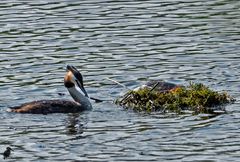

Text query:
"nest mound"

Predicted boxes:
[[115, 82, 235, 114]]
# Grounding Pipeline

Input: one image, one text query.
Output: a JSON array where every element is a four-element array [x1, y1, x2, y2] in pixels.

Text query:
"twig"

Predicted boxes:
[[105, 78, 131, 90], [90, 97, 112, 103], [147, 82, 160, 95], [120, 91, 133, 104]]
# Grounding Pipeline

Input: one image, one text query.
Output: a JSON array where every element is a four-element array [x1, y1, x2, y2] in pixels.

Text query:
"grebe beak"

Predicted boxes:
[[66, 65, 89, 98]]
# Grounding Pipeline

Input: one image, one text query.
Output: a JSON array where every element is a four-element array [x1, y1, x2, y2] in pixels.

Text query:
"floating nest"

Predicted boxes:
[[115, 82, 235, 114]]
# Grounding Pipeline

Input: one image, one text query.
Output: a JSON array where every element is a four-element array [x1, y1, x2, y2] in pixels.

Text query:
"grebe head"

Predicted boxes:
[[65, 65, 89, 98]]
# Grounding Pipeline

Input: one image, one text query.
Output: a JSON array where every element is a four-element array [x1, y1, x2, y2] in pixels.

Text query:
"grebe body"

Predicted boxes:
[[8, 99, 88, 114], [8, 65, 92, 114]]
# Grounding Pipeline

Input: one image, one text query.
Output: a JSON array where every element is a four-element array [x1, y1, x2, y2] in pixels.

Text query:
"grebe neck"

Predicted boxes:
[[67, 86, 92, 110]]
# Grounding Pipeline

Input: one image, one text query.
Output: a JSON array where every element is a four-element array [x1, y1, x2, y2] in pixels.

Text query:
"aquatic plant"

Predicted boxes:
[[115, 82, 235, 114]]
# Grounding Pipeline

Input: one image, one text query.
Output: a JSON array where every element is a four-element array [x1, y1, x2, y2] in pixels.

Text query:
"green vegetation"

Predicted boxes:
[[115, 83, 235, 114]]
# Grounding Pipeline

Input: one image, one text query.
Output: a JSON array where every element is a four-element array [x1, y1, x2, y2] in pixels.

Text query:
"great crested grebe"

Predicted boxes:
[[7, 65, 92, 114]]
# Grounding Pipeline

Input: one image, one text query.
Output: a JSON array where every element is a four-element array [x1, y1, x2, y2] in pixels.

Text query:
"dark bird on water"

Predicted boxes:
[[3, 147, 13, 159]]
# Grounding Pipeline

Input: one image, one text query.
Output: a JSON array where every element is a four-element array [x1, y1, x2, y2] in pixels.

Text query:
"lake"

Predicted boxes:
[[0, 0, 240, 161]]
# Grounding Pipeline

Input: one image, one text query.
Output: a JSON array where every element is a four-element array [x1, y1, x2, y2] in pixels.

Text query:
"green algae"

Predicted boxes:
[[115, 83, 235, 114]]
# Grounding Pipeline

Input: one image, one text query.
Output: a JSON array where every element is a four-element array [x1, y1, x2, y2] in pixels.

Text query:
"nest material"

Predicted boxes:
[[115, 83, 235, 114]]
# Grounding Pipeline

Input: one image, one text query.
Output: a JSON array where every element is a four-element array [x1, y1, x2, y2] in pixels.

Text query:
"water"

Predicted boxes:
[[0, 0, 240, 161]]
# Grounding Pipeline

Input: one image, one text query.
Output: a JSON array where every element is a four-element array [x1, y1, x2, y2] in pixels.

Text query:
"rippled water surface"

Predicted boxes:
[[0, 0, 240, 161]]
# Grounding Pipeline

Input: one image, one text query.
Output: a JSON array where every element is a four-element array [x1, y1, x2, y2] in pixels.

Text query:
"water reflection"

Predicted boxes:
[[65, 113, 85, 135]]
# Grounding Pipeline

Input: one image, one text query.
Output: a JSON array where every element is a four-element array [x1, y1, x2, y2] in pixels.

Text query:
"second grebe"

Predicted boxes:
[[7, 65, 92, 114], [133, 80, 179, 92]]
